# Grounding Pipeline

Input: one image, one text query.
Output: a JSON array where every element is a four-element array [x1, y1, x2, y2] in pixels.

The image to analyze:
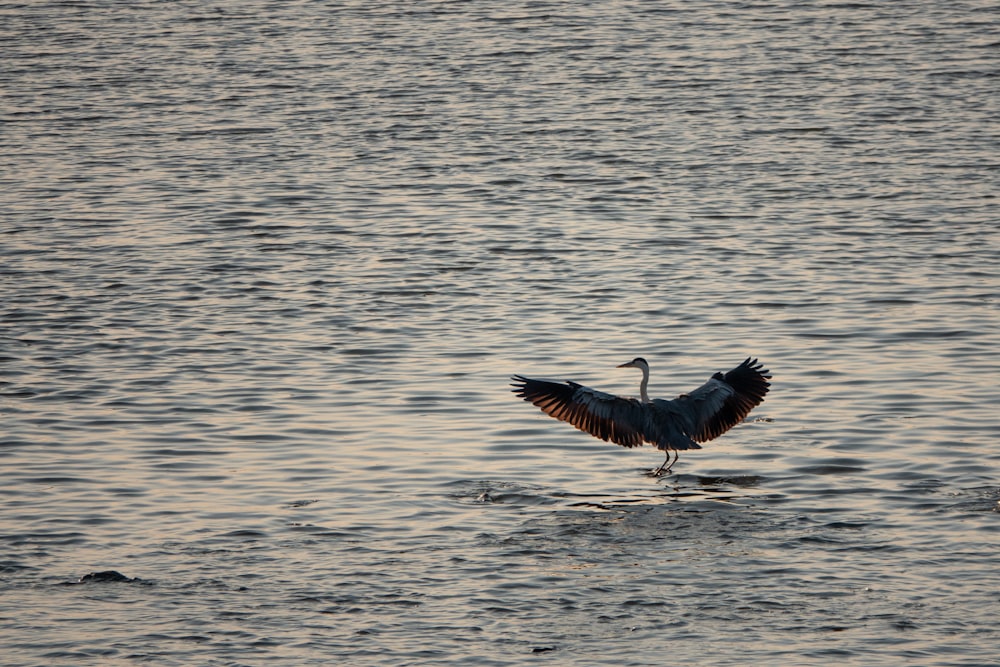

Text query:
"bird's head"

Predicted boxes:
[[616, 357, 649, 372]]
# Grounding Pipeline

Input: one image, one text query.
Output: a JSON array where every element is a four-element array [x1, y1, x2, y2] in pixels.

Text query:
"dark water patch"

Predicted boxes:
[[695, 474, 765, 487], [447, 480, 561, 507], [0, 532, 86, 546], [0, 560, 36, 574], [24, 476, 93, 485], [147, 460, 224, 471], [790, 464, 867, 475], [76, 570, 138, 584], [107, 487, 147, 497], [937, 486, 1000, 514], [216, 530, 269, 542], [144, 448, 228, 457], [285, 499, 319, 508], [226, 433, 294, 443], [823, 521, 870, 530]]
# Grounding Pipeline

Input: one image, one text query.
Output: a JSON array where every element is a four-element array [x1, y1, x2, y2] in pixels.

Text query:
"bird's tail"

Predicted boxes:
[[655, 433, 701, 451]]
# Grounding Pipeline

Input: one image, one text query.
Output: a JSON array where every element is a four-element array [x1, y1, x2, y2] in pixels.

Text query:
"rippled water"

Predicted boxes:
[[2, 1, 999, 665]]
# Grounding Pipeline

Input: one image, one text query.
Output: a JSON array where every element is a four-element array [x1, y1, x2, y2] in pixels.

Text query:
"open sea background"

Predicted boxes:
[[2, 1, 998, 665]]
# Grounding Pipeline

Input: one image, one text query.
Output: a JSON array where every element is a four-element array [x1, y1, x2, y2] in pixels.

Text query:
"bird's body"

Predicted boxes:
[[511, 357, 771, 475]]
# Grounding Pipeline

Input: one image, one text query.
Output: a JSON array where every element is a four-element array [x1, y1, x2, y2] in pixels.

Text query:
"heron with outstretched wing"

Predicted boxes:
[[511, 357, 771, 475]]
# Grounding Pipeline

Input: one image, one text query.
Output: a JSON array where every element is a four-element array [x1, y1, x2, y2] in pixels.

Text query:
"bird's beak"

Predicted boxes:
[[616, 361, 634, 368]]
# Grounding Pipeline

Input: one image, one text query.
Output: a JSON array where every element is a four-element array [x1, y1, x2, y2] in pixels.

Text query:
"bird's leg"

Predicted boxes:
[[652, 450, 678, 476]]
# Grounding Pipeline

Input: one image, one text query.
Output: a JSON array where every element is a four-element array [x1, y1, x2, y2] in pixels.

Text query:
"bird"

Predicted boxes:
[[511, 357, 771, 476]]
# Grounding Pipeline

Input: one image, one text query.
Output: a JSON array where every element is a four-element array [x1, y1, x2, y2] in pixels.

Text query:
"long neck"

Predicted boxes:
[[638, 366, 649, 402]]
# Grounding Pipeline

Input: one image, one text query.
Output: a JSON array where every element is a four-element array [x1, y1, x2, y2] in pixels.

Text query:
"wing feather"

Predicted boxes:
[[669, 357, 771, 443], [510, 375, 647, 448]]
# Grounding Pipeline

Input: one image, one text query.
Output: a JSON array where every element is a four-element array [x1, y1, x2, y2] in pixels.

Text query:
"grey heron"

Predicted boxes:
[[511, 357, 771, 475]]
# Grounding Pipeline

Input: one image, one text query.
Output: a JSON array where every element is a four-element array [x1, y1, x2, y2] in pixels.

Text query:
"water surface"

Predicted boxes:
[[2, 1, 998, 665]]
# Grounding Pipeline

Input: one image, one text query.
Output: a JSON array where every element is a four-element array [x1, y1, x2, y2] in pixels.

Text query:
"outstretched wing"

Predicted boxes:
[[668, 357, 771, 443], [510, 375, 649, 448]]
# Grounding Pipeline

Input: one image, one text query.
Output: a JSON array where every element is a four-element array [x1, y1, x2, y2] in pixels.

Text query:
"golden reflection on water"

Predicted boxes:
[[2, 0, 999, 664]]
